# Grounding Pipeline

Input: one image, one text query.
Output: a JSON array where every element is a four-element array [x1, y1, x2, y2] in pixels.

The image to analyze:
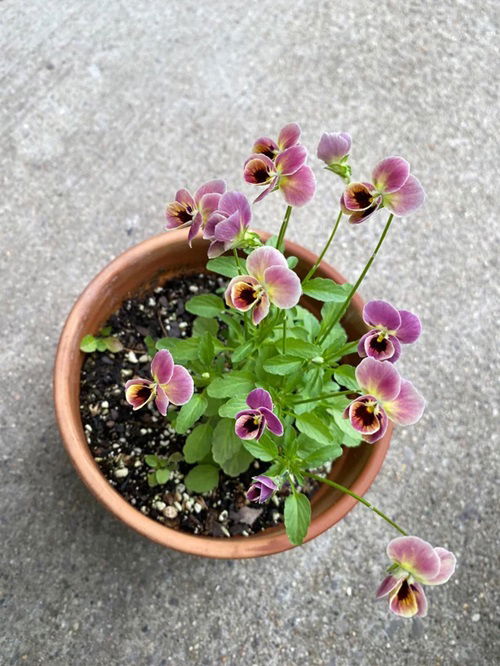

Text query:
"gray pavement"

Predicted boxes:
[[1, 1, 499, 664]]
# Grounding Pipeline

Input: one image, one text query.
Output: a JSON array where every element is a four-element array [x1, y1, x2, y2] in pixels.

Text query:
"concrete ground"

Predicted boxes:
[[1, 1, 498, 664]]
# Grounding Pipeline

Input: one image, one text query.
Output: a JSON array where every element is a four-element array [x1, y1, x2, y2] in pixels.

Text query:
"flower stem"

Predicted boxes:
[[276, 205, 293, 250], [233, 248, 244, 274], [291, 389, 353, 405], [302, 210, 343, 283], [282, 312, 287, 353], [305, 472, 407, 536], [317, 213, 395, 345]]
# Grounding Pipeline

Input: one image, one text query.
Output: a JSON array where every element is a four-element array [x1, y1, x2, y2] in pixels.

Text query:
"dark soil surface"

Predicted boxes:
[[80, 272, 319, 537]]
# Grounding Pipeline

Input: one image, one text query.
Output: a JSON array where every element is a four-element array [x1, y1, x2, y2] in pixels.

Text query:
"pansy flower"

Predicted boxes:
[[165, 180, 226, 245], [125, 350, 194, 416], [225, 246, 301, 325], [244, 145, 316, 207], [251, 122, 301, 160], [317, 131, 352, 181], [246, 475, 278, 503], [203, 191, 252, 259], [343, 357, 425, 443], [340, 156, 425, 224], [358, 300, 422, 363], [376, 536, 456, 618], [235, 388, 284, 440]]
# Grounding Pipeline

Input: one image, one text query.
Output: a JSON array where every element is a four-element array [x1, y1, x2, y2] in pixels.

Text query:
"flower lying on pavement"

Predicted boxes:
[[376, 536, 456, 618], [358, 300, 422, 363], [246, 475, 278, 503], [125, 350, 194, 416], [251, 122, 301, 159], [225, 246, 301, 324], [344, 357, 425, 443], [165, 180, 226, 245], [235, 388, 284, 440], [340, 156, 425, 223]]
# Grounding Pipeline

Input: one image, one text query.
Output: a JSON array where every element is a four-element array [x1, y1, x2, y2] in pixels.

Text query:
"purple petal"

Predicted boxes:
[[154, 385, 169, 416], [396, 309, 422, 344], [275, 145, 307, 176], [384, 379, 425, 426], [165, 201, 195, 230], [253, 475, 277, 490], [175, 188, 195, 207], [388, 536, 441, 583], [203, 212, 224, 239], [317, 131, 351, 164], [252, 293, 270, 325], [213, 211, 242, 242], [162, 365, 194, 405], [263, 265, 302, 309], [279, 165, 316, 207], [252, 136, 279, 159], [362, 408, 388, 443], [364, 300, 401, 331], [225, 277, 261, 312], [426, 547, 457, 585], [383, 175, 425, 216], [362, 331, 400, 362], [125, 380, 154, 410], [414, 582, 428, 617], [198, 192, 223, 223], [355, 357, 401, 402], [246, 388, 273, 411], [187, 213, 202, 246], [346, 396, 386, 437], [193, 179, 226, 206], [218, 191, 252, 226], [389, 579, 426, 618], [151, 350, 174, 384], [343, 182, 376, 211], [246, 246, 287, 282], [347, 204, 380, 225], [376, 575, 403, 599], [244, 154, 275, 184], [372, 156, 410, 194], [235, 411, 264, 440], [224, 275, 258, 309], [246, 475, 277, 502], [277, 122, 301, 150], [207, 240, 227, 259], [260, 406, 284, 436], [253, 179, 277, 204], [357, 332, 371, 358]]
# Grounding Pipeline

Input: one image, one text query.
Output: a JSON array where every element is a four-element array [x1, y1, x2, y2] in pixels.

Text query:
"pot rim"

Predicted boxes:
[[53, 229, 390, 559]]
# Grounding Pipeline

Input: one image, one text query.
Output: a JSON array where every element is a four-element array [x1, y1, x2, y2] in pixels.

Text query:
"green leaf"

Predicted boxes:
[[185, 294, 225, 318], [207, 373, 254, 399], [285, 339, 322, 360], [192, 317, 219, 337], [198, 331, 216, 367], [175, 394, 208, 434], [147, 472, 158, 488], [183, 423, 213, 463], [144, 335, 156, 358], [303, 444, 342, 467], [286, 255, 299, 269], [295, 412, 335, 446], [265, 461, 286, 477], [220, 447, 253, 476], [156, 336, 200, 362], [184, 464, 219, 493], [263, 355, 302, 375], [96, 338, 107, 352], [292, 306, 320, 337], [284, 493, 311, 545], [206, 256, 239, 278], [145, 454, 159, 468], [80, 334, 97, 353], [231, 339, 254, 364], [333, 365, 359, 391], [212, 418, 242, 465], [302, 278, 350, 302], [218, 396, 248, 418], [155, 468, 170, 484], [241, 432, 279, 461], [321, 324, 348, 352], [217, 313, 244, 343], [99, 326, 112, 336], [331, 410, 363, 447], [103, 336, 124, 353], [265, 234, 279, 247]]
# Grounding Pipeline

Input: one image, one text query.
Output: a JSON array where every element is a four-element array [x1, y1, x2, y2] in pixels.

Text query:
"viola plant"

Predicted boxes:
[[82, 122, 456, 618]]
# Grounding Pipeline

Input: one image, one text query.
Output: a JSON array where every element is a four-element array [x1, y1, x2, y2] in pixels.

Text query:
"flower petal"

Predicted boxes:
[[175, 188, 196, 207], [154, 385, 169, 416], [213, 211, 242, 242], [260, 406, 284, 436], [426, 547, 457, 585], [347, 204, 380, 225], [347, 396, 385, 435], [396, 309, 422, 344], [193, 179, 226, 206], [279, 165, 316, 207], [151, 350, 174, 384], [376, 575, 403, 599], [235, 410, 264, 440], [372, 156, 410, 194], [362, 332, 400, 362], [198, 192, 223, 223], [388, 536, 441, 582], [165, 200, 195, 229], [246, 246, 288, 282], [246, 388, 273, 411], [217, 191, 252, 226], [226, 277, 261, 312], [343, 182, 376, 211], [125, 381, 155, 410], [384, 379, 425, 426], [252, 136, 279, 159], [263, 265, 302, 309], [383, 174, 425, 216], [317, 131, 351, 164], [363, 300, 401, 331], [162, 365, 194, 405], [207, 240, 227, 259], [275, 145, 307, 176], [187, 213, 202, 246], [252, 293, 270, 325], [277, 122, 301, 150], [389, 580, 425, 618], [355, 357, 401, 402], [244, 154, 275, 185]]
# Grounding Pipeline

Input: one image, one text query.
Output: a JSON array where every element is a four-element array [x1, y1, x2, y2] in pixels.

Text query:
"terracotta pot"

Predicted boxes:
[[54, 229, 391, 558]]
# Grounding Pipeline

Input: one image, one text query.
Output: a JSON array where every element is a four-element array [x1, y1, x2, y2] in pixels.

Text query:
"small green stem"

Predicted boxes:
[[303, 210, 343, 283], [276, 205, 293, 250], [305, 472, 407, 536], [233, 249, 244, 274], [290, 389, 353, 405], [282, 313, 287, 354], [318, 213, 394, 345]]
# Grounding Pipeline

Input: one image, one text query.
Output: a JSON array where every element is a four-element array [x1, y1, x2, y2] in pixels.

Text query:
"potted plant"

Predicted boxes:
[[54, 124, 456, 618]]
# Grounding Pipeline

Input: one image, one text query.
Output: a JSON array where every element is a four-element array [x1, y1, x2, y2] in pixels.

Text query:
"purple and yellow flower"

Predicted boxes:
[[203, 191, 252, 259], [376, 536, 456, 618], [340, 156, 425, 224], [343, 357, 425, 443], [125, 350, 194, 417], [317, 131, 352, 165], [251, 122, 301, 160], [246, 475, 278, 503], [358, 300, 422, 363], [243, 145, 316, 207], [235, 388, 284, 440], [225, 246, 301, 325], [165, 180, 226, 245]]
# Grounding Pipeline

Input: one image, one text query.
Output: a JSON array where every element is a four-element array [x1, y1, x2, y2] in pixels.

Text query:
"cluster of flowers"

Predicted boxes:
[[124, 123, 455, 619]]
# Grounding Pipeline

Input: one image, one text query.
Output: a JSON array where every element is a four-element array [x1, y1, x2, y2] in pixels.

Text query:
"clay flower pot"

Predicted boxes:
[[54, 229, 391, 558]]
